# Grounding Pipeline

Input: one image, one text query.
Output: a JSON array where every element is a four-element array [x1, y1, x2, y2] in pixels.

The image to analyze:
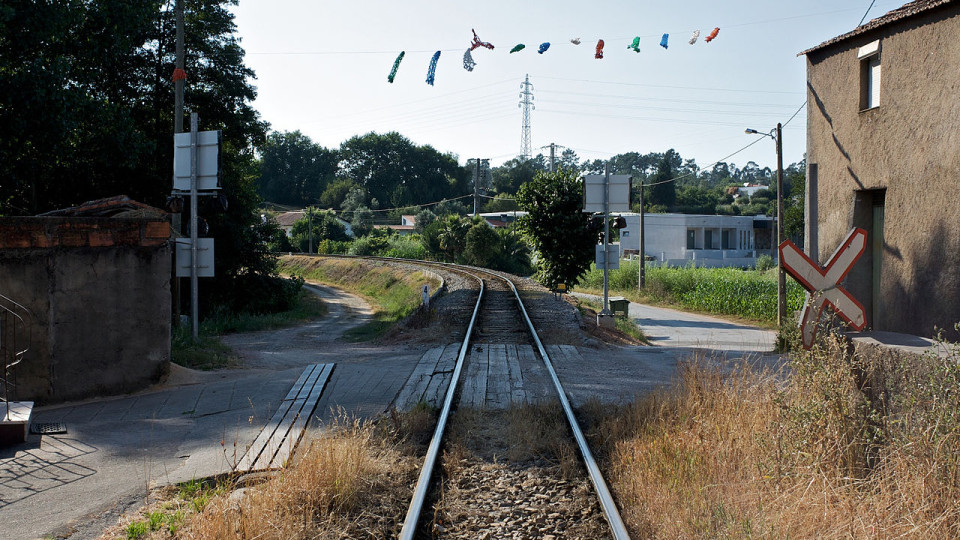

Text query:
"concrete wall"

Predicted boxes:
[[805, 6, 960, 337], [0, 217, 171, 403]]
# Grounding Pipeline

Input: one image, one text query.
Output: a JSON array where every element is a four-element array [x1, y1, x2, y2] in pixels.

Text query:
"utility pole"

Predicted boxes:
[[308, 208, 313, 254], [174, 0, 184, 134], [549, 142, 556, 172], [602, 161, 610, 314], [775, 122, 786, 327], [189, 112, 199, 340], [518, 75, 534, 161], [638, 183, 645, 288], [172, 0, 185, 326], [474, 158, 480, 217]]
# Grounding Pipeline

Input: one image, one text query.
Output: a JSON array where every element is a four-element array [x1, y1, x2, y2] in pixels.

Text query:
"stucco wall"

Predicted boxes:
[[0, 217, 171, 403], [805, 6, 960, 337]]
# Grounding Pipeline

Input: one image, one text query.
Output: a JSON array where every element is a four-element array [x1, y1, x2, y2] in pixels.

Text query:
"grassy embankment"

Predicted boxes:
[[278, 255, 440, 341], [590, 335, 960, 538], [576, 259, 805, 327]]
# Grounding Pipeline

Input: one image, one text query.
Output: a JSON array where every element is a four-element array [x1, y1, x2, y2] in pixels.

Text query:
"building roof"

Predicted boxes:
[[800, 0, 955, 56], [275, 211, 305, 227], [39, 195, 166, 218]]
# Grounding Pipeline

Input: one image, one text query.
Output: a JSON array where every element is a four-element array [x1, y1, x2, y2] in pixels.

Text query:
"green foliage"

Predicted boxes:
[[482, 192, 520, 213], [432, 198, 468, 217], [578, 260, 804, 324], [491, 156, 545, 194], [257, 130, 338, 206], [463, 222, 500, 267], [290, 208, 349, 252], [125, 521, 147, 540], [317, 239, 351, 255], [414, 209, 437, 233], [755, 254, 774, 272], [338, 131, 468, 208], [349, 205, 375, 237], [319, 178, 358, 209], [516, 169, 595, 289]]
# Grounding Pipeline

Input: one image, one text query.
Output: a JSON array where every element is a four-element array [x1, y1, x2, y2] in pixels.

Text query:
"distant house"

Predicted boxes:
[[400, 215, 417, 227], [619, 213, 775, 268], [800, 0, 960, 336], [737, 184, 767, 198], [478, 211, 526, 229], [273, 210, 353, 238]]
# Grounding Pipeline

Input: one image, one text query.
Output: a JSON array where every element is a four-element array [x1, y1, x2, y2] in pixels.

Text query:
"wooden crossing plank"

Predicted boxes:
[[517, 344, 550, 405], [236, 363, 334, 472], [394, 346, 445, 409], [422, 344, 460, 406], [236, 364, 320, 472], [268, 363, 335, 469], [506, 345, 526, 406], [486, 344, 510, 409], [461, 346, 488, 408]]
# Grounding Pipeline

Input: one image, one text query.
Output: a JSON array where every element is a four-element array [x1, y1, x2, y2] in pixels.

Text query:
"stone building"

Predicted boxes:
[[801, 0, 960, 337]]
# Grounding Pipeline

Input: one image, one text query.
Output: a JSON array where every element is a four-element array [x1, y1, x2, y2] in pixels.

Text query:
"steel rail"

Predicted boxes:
[[398, 271, 484, 540], [493, 269, 632, 540], [296, 256, 629, 538]]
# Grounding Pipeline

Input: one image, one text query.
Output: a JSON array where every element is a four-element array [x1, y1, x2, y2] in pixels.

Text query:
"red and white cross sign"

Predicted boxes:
[[779, 228, 868, 349]]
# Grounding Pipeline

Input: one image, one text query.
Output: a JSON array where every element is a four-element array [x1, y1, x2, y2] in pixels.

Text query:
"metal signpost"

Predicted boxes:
[[172, 112, 220, 339], [583, 164, 631, 327], [779, 227, 868, 349]]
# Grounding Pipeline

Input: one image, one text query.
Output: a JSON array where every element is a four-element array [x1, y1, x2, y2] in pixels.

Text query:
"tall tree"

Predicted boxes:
[[257, 131, 338, 206], [515, 169, 595, 289]]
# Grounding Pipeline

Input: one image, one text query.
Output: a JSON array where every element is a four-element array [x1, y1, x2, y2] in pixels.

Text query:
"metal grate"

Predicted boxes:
[[31, 422, 67, 435]]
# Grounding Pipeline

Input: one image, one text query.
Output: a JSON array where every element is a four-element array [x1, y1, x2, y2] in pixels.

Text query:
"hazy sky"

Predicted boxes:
[[231, 1, 902, 172]]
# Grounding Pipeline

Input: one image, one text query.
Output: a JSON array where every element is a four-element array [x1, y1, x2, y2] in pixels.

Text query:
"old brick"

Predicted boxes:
[[144, 221, 170, 239]]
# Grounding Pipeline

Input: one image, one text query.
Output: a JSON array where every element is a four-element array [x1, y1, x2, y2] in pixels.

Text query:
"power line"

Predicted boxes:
[[859, 0, 878, 26]]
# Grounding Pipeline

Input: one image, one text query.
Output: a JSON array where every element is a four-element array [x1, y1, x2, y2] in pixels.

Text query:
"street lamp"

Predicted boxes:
[[745, 123, 786, 328]]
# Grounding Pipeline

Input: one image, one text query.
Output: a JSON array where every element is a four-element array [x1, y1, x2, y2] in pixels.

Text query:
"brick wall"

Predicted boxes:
[[0, 216, 172, 404]]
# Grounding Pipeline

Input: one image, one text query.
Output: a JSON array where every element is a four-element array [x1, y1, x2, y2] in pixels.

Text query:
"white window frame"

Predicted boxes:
[[858, 40, 881, 111]]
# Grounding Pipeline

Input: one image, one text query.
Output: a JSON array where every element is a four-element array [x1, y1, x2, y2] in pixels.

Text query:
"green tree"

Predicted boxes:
[[319, 178, 358, 209], [350, 205, 375, 237], [482, 193, 519, 213], [290, 208, 349, 252], [338, 131, 466, 207], [515, 170, 595, 289], [414, 209, 437, 234], [463, 222, 500, 267], [257, 131, 338, 206], [648, 149, 678, 209]]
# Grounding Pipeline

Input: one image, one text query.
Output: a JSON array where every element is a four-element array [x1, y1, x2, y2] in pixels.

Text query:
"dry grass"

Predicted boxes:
[[598, 335, 960, 539], [108, 413, 428, 540]]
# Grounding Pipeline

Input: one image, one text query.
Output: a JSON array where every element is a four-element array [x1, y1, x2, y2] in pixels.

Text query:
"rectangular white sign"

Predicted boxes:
[[173, 130, 221, 191], [583, 174, 631, 213], [595, 242, 621, 270], [176, 238, 215, 277]]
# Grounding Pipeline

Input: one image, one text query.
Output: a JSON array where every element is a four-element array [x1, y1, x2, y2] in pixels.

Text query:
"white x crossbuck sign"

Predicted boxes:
[[779, 228, 868, 349]]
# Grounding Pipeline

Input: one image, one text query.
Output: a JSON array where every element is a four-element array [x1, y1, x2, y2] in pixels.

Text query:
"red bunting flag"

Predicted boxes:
[[705, 27, 720, 42], [595, 39, 604, 59]]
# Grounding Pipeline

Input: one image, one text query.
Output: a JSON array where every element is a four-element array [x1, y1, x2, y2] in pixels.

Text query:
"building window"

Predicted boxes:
[[705, 229, 714, 250], [858, 40, 880, 110], [687, 229, 696, 250]]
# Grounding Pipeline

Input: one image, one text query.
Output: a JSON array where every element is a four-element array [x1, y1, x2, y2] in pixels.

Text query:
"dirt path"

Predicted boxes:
[[221, 283, 375, 369]]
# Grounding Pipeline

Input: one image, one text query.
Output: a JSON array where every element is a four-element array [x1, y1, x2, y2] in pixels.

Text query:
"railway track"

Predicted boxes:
[[389, 261, 630, 540]]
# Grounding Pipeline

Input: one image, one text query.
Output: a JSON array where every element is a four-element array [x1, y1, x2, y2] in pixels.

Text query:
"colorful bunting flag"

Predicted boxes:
[[571, 37, 581, 45], [470, 29, 494, 51], [660, 34, 669, 49], [387, 51, 404, 83], [426, 51, 440, 85], [595, 39, 604, 59], [689, 30, 700, 44], [463, 49, 476, 71], [510, 44, 526, 53], [171, 68, 187, 82], [705, 27, 719, 42], [538, 42, 550, 54], [627, 37, 640, 53]]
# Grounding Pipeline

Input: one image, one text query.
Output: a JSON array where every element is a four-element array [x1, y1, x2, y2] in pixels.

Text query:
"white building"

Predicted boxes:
[[619, 213, 775, 268]]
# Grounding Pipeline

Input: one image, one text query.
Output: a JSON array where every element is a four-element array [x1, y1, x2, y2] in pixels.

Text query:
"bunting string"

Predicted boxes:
[[383, 25, 723, 84]]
